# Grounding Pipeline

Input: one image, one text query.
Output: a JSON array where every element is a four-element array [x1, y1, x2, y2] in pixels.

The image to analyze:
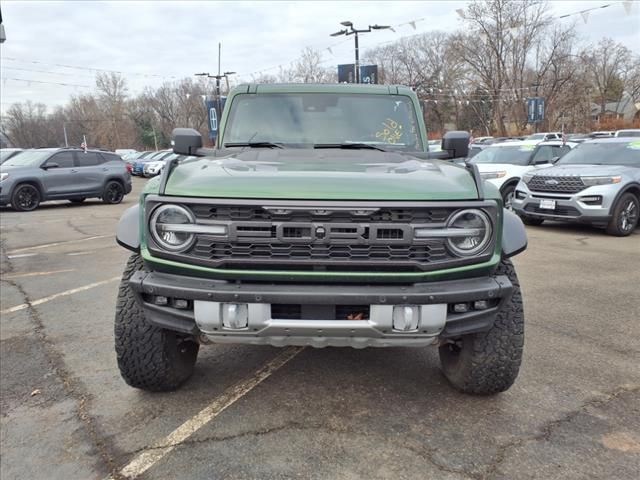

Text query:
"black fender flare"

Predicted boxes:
[[116, 204, 140, 252], [501, 209, 527, 258], [608, 182, 640, 215], [499, 178, 521, 195]]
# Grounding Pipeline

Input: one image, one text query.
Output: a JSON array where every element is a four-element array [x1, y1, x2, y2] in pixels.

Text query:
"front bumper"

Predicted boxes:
[[129, 270, 513, 348], [512, 182, 613, 226]]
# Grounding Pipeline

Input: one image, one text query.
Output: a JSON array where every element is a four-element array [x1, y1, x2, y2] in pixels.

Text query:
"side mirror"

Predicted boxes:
[[172, 128, 202, 155], [42, 162, 59, 170], [551, 156, 560, 164], [441, 131, 470, 159], [533, 158, 550, 165]]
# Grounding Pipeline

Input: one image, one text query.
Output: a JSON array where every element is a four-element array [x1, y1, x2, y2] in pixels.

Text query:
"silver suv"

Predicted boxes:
[[512, 138, 640, 236], [0, 148, 132, 211]]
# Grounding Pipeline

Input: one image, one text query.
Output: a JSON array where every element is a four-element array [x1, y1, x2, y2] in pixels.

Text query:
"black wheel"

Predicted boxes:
[[103, 180, 124, 204], [606, 193, 639, 236], [520, 215, 544, 226], [11, 184, 41, 212], [70, 198, 86, 204], [114, 254, 199, 391], [439, 259, 524, 395], [501, 184, 516, 211]]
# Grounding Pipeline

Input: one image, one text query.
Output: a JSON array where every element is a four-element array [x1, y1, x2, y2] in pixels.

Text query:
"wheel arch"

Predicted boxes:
[[608, 182, 640, 216], [499, 178, 521, 195], [11, 178, 46, 200]]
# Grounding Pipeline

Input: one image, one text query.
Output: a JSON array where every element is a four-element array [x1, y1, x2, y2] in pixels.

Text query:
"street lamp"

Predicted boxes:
[[330, 21, 390, 83]]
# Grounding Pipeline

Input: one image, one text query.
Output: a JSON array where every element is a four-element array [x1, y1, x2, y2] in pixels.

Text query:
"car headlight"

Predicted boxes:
[[149, 204, 196, 252], [480, 171, 507, 180], [0, 173, 8, 182], [580, 176, 622, 186], [522, 173, 535, 184], [445, 209, 492, 257]]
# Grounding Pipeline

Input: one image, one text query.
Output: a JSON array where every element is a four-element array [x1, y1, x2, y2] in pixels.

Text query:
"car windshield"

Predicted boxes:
[[222, 93, 423, 151], [556, 141, 640, 167], [0, 150, 20, 162], [617, 131, 640, 137], [2, 150, 52, 167], [469, 145, 534, 165]]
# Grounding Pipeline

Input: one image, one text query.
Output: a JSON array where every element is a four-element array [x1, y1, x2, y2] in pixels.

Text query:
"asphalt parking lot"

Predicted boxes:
[[1, 177, 639, 480]]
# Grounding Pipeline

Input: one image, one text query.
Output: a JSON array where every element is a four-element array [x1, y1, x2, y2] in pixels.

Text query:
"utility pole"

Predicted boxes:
[[330, 21, 390, 83], [63, 122, 69, 147]]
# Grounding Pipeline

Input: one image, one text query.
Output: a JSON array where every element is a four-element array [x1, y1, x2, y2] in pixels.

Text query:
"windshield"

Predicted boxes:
[[557, 141, 640, 167], [470, 145, 534, 165], [0, 150, 20, 162], [2, 150, 52, 167], [222, 93, 423, 151]]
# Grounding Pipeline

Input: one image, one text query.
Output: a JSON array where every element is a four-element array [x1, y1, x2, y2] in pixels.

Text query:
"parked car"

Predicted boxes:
[[469, 140, 577, 208], [142, 153, 189, 177], [589, 131, 614, 138], [125, 151, 155, 173], [427, 139, 442, 152], [524, 132, 563, 142], [0, 148, 132, 211], [512, 137, 640, 236], [132, 150, 172, 176], [615, 129, 640, 138], [0, 148, 23, 165]]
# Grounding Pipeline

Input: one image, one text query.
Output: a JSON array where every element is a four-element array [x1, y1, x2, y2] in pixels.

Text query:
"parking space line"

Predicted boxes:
[[6, 253, 38, 259], [7, 235, 111, 254], [0, 276, 120, 314], [3, 269, 76, 279], [113, 346, 304, 479]]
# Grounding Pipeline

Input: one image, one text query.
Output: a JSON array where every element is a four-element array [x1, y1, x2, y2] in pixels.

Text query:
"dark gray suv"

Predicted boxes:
[[0, 148, 132, 211]]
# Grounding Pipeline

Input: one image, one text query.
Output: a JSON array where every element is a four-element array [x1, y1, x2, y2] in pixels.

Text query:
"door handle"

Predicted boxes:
[[102, 168, 109, 171], [71, 169, 79, 173]]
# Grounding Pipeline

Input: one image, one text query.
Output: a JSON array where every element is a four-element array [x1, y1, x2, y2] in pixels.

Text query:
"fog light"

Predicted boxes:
[[392, 305, 420, 332], [515, 190, 526, 200], [173, 299, 189, 309], [473, 300, 489, 310], [222, 303, 248, 329], [453, 303, 470, 313], [579, 195, 602, 205], [154, 296, 168, 306]]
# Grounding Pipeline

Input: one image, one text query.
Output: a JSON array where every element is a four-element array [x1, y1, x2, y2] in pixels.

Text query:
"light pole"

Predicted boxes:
[[330, 21, 390, 83], [195, 71, 236, 132]]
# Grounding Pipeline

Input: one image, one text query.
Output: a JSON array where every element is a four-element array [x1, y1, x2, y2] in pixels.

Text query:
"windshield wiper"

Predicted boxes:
[[224, 142, 284, 149], [313, 143, 388, 152]]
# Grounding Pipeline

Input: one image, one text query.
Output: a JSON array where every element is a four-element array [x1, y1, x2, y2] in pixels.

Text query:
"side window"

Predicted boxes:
[[100, 153, 122, 163], [48, 152, 75, 168], [76, 152, 102, 167]]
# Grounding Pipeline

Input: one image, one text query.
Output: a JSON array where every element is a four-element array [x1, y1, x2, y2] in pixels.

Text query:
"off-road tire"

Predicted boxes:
[[11, 184, 41, 212], [439, 259, 524, 395], [114, 254, 199, 391], [103, 180, 124, 204], [520, 215, 544, 226], [606, 193, 639, 237]]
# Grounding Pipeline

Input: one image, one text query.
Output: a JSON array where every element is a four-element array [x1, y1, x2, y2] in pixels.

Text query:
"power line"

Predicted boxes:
[[1, 66, 97, 78], [1, 77, 91, 88], [0, 57, 178, 80]]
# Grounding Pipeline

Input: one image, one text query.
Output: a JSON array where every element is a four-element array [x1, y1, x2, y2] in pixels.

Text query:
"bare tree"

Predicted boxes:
[[583, 38, 632, 115]]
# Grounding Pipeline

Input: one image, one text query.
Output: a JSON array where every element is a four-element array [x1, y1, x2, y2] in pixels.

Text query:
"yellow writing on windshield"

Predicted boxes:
[[376, 118, 403, 144]]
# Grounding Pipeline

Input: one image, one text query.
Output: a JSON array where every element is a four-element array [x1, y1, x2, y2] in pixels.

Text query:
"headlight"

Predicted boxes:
[[0, 173, 8, 182], [480, 171, 507, 180], [445, 209, 492, 257], [522, 173, 535, 184], [149, 204, 196, 252], [580, 176, 622, 186]]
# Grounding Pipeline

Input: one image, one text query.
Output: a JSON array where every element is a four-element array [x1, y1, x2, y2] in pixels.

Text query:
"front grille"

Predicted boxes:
[[524, 204, 581, 216], [146, 198, 498, 273], [191, 241, 449, 265], [527, 176, 586, 194]]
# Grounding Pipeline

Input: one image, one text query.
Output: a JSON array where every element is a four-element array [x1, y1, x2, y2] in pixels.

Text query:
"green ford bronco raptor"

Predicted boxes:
[[115, 84, 528, 395]]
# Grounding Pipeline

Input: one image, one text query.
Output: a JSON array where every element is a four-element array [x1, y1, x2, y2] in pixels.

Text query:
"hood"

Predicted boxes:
[[476, 163, 527, 173], [538, 163, 635, 177], [163, 149, 479, 200]]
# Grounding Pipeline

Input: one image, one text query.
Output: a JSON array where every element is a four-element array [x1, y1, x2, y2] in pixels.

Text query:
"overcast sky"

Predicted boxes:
[[1, 0, 639, 114]]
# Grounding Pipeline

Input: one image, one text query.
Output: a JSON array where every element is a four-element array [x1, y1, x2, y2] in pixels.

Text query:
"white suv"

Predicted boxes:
[[469, 140, 577, 208]]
